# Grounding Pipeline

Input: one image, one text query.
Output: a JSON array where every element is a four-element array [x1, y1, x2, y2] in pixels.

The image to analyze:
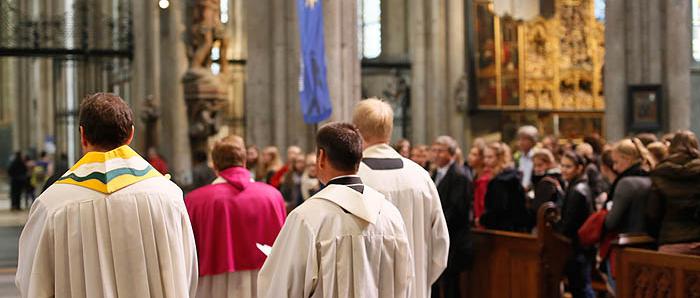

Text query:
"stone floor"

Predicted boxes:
[[0, 269, 17, 298], [0, 181, 26, 297]]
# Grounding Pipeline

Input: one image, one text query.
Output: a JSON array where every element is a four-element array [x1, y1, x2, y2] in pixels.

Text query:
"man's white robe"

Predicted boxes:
[[196, 271, 257, 298], [257, 182, 414, 298], [358, 144, 450, 297], [16, 177, 198, 298]]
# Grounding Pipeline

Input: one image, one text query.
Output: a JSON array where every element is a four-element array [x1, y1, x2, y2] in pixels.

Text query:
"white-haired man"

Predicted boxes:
[[354, 98, 449, 298], [516, 125, 539, 190]]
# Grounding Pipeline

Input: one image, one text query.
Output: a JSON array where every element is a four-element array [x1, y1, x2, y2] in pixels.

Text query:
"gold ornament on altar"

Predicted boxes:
[[473, 0, 605, 111]]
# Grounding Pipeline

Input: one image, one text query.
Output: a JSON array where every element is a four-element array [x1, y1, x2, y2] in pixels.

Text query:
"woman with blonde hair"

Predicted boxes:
[[601, 138, 654, 291], [468, 139, 490, 224], [605, 138, 654, 231], [260, 146, 282, 183], [480, 141, 530, 232], [531, 148, 565, 213]]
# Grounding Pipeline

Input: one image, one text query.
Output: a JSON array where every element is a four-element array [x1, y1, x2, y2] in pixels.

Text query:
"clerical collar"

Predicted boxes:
[[361, 144, 404, 170], [326, 175, 364, 193]]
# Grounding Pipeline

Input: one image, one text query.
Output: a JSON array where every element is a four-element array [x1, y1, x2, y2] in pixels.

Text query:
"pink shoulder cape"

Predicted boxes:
[[185, 167, 287, 276]]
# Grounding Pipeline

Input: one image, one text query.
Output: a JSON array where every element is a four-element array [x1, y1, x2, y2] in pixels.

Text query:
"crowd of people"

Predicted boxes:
[[7, 151, 66, 211], [9, 92, 700, 298], [240, 121, 700, 297]]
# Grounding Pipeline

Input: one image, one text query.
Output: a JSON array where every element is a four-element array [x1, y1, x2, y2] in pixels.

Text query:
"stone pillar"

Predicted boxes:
[[244, 0, 274, 148], [409, 0, 428, 144], [159, 0, 192, 185], [665, 0, 691, 132], [605, 0, 691, 139], [325, 0, 361, 123], [446, 0, 468, 147], [409, 0, 468, 147], [130, 0, 161, 153], [381, 0, 409, 60], [604, 0, 626, 140], [245, 0, 359, 152]]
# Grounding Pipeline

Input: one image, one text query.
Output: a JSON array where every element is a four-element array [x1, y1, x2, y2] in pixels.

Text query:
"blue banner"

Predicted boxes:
[[297, 0, 332, 124]]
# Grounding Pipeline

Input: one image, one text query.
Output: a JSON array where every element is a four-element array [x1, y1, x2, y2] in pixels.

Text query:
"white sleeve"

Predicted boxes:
[[427, 180, 450, 284], [258, 211, 318, 298], [15, 201, 54, 298]]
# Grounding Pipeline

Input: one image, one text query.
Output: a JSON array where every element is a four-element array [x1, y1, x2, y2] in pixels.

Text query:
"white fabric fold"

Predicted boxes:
[[16, 177, 198, 298]]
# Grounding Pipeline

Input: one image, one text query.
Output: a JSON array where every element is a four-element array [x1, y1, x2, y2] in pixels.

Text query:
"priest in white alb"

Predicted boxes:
[[258, 122, 414, 297], [16, 93, 198, 297], [353, 98, 449, 297]]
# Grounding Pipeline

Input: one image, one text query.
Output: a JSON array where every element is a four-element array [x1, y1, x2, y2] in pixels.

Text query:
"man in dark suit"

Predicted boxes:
[[430, 135, 473, 298]]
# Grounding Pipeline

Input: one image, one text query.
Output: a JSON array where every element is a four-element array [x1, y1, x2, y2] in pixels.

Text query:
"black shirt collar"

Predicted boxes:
[[325, 175, 364, 193]]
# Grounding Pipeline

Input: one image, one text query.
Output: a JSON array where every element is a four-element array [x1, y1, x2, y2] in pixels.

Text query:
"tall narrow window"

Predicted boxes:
[[220, 0, 229, 23], [359, 0, 381, 59], [211, 46, 221, 74], [693, 0, 700, 61], [594, 0, 605, 21]]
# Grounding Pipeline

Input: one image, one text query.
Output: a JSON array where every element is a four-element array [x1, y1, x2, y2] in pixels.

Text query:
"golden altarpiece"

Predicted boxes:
[[471, 0, 605, 140]]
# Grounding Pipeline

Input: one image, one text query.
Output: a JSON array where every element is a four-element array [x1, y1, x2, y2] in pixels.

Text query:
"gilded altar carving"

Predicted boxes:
[[476, 0, 606, 111], [524, 0, 603, 111]]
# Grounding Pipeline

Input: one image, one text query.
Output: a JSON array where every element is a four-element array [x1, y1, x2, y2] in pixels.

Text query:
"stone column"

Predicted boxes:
[[381, 0, 409, 60], [324, 0, 361, 123], [409, 0, 468, 147], [244, 0, 275, 148], [605, 0, 691, 139], [409, 0, 428, 144], [130, 0, 161, 153], [665, 0, 690, 132], [159, 0, 192, 185], [604, 0, 626, 140], [446, 0, 467, 147], [245, 0, 359, 152]]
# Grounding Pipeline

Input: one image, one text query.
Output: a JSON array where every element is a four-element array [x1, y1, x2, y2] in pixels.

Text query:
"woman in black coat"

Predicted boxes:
[[531, 148, 565, 213], [480, 142, 530, 232], [559, 151, 595, 298]]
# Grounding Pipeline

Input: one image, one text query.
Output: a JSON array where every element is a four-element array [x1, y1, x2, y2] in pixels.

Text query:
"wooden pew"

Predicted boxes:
[[466, 202, 572, 298], [614, 236, 700, 298]]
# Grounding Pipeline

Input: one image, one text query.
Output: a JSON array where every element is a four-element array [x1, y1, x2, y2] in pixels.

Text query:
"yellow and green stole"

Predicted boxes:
[[56, 145, 163, 194]]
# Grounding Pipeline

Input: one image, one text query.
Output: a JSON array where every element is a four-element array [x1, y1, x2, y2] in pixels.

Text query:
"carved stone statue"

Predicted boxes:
[[183, 0, 230, 158], [140, 95, 160, 151], [184, 0, 229, 82], [454, 73, 470, 112]]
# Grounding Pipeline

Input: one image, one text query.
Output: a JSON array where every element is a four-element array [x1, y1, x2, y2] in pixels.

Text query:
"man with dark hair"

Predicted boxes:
[[258, 122, 413, 298], [186, 135, 287, 298], [16, 93, 198, 297], [191, 150, 215, 188]]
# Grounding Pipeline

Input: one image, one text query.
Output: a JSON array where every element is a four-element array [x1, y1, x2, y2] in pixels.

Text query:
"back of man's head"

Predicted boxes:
[[79, 93, 134, 151], [352, 98, 393, 144], [212, 135, 246, 171], [316, 122, 363, 172]]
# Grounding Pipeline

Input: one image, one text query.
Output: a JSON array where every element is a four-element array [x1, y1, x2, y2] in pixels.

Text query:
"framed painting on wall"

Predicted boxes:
[[627, 84, 662, 132]]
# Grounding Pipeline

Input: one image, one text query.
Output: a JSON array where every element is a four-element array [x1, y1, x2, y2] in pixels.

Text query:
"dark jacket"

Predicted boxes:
[[605, 164, 651, 234], [532, 169, 565, 213], [433, 162, 473, 274], [8, 157, 27, 182], [648, 152, 700, 245], [481, 168, 530, 232], [559, 176, 594, 251]]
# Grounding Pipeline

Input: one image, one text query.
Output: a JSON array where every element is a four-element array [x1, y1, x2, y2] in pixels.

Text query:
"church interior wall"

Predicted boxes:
[[690, 69, 700, 135]]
